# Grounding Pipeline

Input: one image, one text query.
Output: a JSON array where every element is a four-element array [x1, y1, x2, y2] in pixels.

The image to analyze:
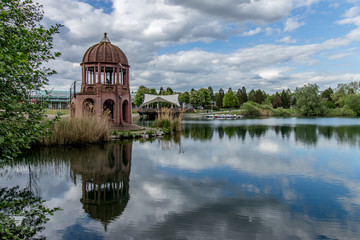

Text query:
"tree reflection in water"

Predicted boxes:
[[181, 122, 360, 147], [8, 142, 133, 231]]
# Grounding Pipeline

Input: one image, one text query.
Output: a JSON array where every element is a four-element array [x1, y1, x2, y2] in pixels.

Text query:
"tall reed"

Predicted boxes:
[[153, 108, 183, 132], [40, 116, 110, 145]]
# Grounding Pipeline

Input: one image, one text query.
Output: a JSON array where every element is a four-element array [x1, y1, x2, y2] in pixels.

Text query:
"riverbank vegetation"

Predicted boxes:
[[135, 82, 360, 117], [39, 116, 111, 145], [153, 108, 183, 133]]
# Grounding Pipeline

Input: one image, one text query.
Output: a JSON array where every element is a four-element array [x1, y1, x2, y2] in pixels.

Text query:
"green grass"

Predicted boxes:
[[44, 109, 70, 115]]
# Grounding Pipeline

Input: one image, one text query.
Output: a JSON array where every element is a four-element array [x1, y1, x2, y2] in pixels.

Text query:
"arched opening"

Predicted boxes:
[[103, 99, 115, 120], [83, 98, 95, 116], [122, 100, 129, 123]]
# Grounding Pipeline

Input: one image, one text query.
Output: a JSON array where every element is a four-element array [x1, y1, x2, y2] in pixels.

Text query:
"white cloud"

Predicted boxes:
[[32, 0, 360, 93], [328, 52, 354, 60], [284, 17, 305, 32], [278, 36, 297, 43], [345, 6, 360, 18], [243, 27, 262, 36]]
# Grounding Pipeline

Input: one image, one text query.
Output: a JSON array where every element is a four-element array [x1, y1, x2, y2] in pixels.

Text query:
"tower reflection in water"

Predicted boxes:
[[70, 142, 132, 229]]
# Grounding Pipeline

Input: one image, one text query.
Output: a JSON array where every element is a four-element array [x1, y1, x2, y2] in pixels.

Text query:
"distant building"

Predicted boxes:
[[30, 90, 70, 109]]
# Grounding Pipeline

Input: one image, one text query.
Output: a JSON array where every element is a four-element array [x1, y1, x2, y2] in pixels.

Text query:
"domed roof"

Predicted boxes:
[[82, 33, 129, 66]]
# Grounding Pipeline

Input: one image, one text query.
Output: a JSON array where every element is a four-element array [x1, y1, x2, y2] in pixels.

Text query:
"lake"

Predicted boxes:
[[1, 117, 360, 239]]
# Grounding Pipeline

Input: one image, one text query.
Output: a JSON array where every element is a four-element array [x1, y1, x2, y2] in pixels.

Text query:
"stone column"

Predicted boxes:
[[97, 63, 101, 84], [116, 66, 119, 84]]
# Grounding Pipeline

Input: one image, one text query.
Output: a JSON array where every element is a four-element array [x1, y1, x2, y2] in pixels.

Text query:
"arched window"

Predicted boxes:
[[83, 98, 95, 116], [103, 99, 115, 120]]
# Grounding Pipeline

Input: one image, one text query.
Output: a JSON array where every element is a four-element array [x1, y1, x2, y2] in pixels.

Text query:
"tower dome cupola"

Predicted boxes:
[[82, 32, 129, 66]]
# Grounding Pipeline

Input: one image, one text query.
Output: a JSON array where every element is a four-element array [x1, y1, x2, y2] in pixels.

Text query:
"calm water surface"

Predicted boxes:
[[1, 117, 360, 239]]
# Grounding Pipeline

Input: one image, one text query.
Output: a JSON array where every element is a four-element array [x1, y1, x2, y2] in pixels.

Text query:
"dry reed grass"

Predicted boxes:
[[40, 115, 110, 145], [154, 108, 184, 132]]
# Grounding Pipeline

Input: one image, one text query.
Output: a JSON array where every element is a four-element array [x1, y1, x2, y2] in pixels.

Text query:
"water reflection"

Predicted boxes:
[[1, 118, 360, 239], [1, 142, 133, 232], [181, 121, 360, 146], [71, 143, 132, 229]]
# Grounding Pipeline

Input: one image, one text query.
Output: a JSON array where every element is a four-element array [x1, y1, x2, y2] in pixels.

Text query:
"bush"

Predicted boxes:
[[241, 101, 260, 116], [326, 108, 356, 117], [272, 108, 294, 116]]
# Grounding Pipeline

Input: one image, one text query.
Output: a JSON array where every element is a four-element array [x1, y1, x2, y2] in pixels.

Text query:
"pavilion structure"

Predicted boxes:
[[137, 94, 181, 119], [70, 33, 132, 125]]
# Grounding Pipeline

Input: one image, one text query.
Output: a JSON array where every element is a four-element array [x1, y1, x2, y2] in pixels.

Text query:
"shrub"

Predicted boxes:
[[272, 108, 294, 116], [326, 108, 356, 117], [241, 101, 260, 116]]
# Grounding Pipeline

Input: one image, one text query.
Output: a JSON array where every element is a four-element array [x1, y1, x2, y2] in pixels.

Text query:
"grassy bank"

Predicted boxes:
[[187, 101, 357, 118]]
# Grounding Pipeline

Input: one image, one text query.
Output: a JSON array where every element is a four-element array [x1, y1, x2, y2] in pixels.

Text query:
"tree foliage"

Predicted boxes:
[[179, 91, 190, 104], [236, 87, 247, 106], [223, 88, 239, 108], [216, 88, 224, 108], [331, 82, 359, 107], [0, 0, 61, 161], [344, 94, 360, 115], [0, 186, 61, 240], [198, 88, 211, 107], [272, 92, 282, 108], [190, 90, 204, 107], [280, 89, 291, 108], [294, 84, 326, 116], [134, 85, 148, 106], [208, 86, 214, 101]]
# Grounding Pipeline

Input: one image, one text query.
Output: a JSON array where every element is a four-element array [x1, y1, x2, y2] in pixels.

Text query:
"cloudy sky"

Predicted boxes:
[[38, 0, 360, 93]]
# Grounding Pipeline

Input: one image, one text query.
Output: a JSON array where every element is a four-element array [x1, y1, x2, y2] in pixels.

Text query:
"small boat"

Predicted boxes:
[[206, 114, 214, 119], [218, 114, 225, 119], [225, 114, 237, 119]]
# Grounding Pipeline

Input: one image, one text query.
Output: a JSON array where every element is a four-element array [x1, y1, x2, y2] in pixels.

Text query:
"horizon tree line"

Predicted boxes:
[[134, 81, 360, 116]]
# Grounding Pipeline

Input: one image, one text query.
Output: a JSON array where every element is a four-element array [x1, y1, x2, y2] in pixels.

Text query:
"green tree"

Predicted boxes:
[[344, 94, 360, 115], [199, 88, 211, 107], [272, 92, 282, 108], [159, 87, 166, 95], [321, 87, 335, 109], [236, 87, 248, 106], [0, 0, 61, 161], [190, 90, 204, 107], [321, 87, 333, 101], [331, 82, 359, 107], [223, 89, 239, 108], [208, 86, 214, 101], [148, 88, 157, 95], [280, 89, 291, 108], [179, 91, 190, 104], [134, 85, 148, 106], [294, 84, 326, 116], [216, 88, 224, 108], [248, 89, 256, 102], [165, 87, 173, 95], [254, 89, 266, 104]]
